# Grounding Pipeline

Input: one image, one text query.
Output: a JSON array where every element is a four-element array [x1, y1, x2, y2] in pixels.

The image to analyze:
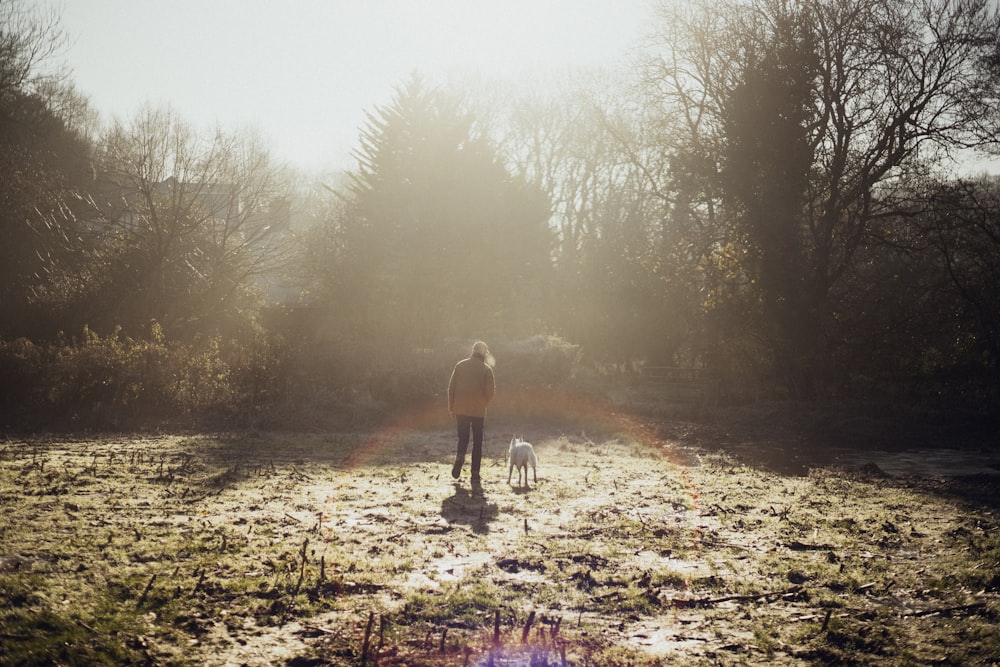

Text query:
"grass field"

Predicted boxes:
[[1, 397, 998, 665]]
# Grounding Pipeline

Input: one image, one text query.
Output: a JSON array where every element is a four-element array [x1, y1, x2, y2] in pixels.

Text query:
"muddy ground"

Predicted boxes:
[[1, 393, 999, 666]]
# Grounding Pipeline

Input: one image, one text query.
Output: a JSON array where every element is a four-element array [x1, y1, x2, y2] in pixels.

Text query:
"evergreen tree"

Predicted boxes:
[[328, 76, 553, 353]]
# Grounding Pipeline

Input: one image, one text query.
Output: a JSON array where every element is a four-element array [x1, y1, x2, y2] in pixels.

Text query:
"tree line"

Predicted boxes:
[[2, 0, 998, 429]]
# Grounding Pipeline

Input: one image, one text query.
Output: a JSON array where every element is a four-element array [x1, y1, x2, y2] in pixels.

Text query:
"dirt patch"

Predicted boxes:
[[1, 412, 998, 665]]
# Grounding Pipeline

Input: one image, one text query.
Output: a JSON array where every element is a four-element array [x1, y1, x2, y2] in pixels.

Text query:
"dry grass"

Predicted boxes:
[[1, 403, 998, 665]]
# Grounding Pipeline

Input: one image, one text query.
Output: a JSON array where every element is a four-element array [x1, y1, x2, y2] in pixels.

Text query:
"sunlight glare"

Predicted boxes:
[[44, 0, 648, 170]]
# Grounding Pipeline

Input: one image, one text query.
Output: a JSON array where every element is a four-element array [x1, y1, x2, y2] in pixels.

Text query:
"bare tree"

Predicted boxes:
[[0, 0, 95, 339], [481, 72, 696, 364], [0, 0, 66, 99], [640, 0, 1000, 396], [921, 176, 1000, 372], [82, 105, 291, 338]]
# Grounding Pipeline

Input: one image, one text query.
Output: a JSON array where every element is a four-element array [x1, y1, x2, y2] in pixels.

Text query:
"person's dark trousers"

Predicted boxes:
[[453, 415, 485, 481]]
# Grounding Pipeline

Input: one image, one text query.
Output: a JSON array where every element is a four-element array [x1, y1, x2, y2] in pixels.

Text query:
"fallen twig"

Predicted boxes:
[[904, 602, 987, 618], [439, 627, 448, 653], [522, 610, 536, 643], [698, 538, 757, 552], [191, 569, 206, 596], [493, 609, 501, 645], [301, 623, 342, 638], [785, 540, 836, 551], [361, 611, 375, 666], [377, 613, 387, 664], [669, 585, 803, 607], [136, 573, 157, 608], [294, 538, 308, 595]]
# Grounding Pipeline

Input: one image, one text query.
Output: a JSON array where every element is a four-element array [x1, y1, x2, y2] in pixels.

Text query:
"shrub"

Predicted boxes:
[[494, 335, 582, 388], [0, 330, 587, 432], [1, 326, 293, 431], [44, 326, 180, 428], [0, 338, 45, 427]]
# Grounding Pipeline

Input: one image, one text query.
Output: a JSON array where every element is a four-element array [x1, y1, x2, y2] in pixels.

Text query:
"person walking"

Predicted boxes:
[[447, 341, 495, 484]]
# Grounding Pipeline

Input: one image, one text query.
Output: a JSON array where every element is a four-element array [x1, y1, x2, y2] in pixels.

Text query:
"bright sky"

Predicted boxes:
[[42, 0, 653, 172]]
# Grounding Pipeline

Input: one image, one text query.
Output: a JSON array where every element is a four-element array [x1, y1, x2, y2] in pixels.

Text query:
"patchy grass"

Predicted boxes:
[[0, 406, 998, 666]]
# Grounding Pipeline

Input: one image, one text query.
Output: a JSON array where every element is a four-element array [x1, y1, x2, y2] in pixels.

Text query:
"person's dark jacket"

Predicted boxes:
[[448, 353, 495, 418]]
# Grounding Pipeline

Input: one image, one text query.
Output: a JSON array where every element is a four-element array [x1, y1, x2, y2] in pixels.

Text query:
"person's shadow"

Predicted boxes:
[[441, 482, 499, 534]]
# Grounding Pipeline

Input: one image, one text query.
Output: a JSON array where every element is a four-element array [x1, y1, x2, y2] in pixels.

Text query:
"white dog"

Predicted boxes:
[[507, 435, 538, 486]]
